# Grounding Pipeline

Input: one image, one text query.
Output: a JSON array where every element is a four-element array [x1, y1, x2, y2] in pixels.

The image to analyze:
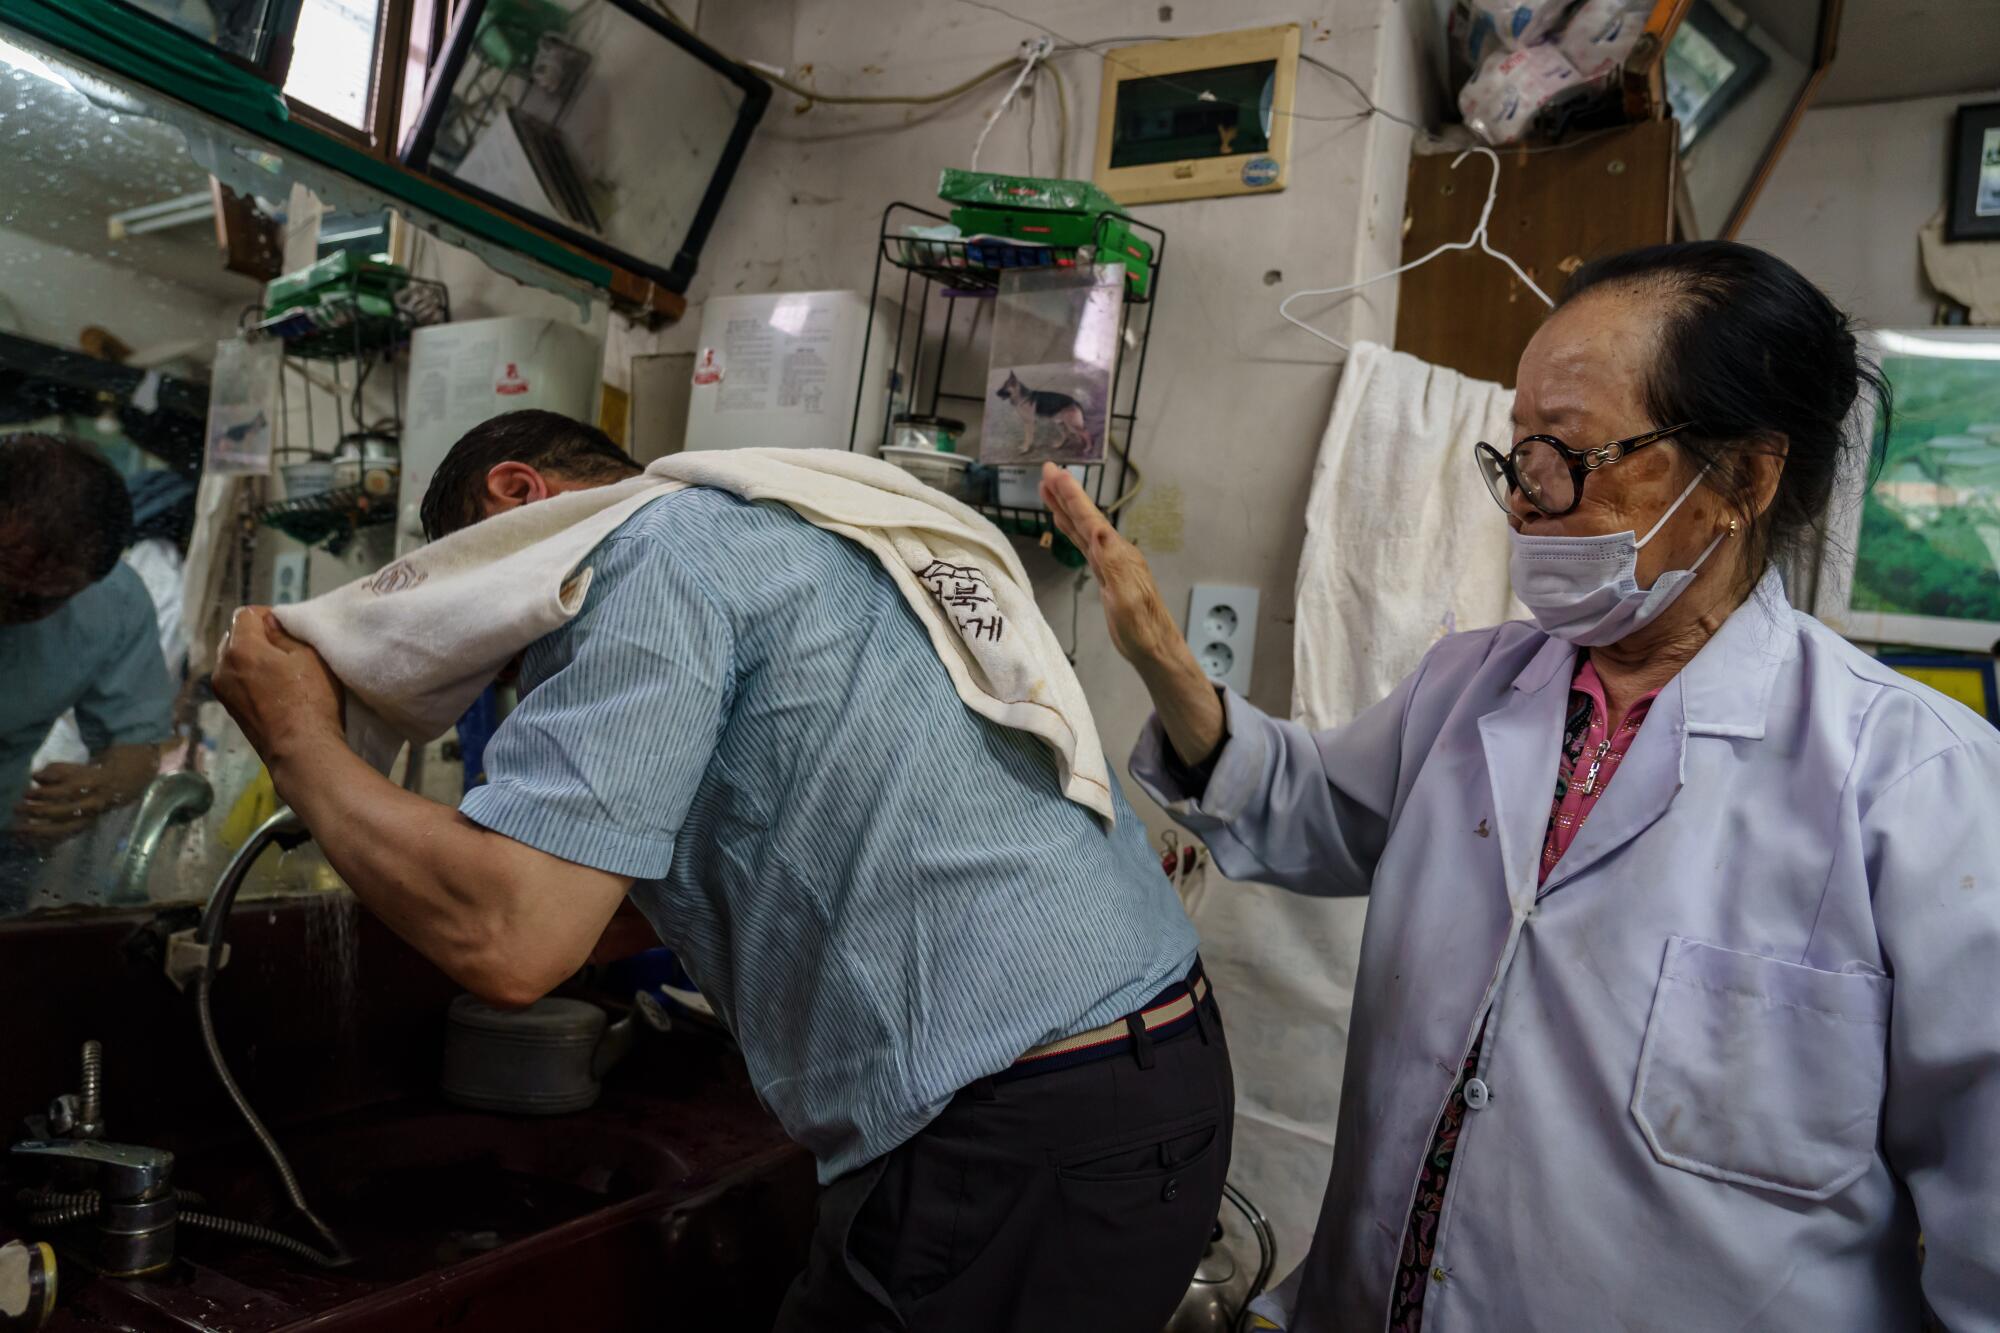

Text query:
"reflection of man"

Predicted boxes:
[[215, 411, 1230, 1332], [0, 434, 174, 900]]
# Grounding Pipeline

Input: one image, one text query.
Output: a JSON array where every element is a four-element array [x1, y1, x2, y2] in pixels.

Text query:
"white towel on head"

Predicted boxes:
[[269, 448, 1116, 825]]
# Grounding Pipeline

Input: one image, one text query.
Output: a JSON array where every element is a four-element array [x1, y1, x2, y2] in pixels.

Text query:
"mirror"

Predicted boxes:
[[400, 0, 769, 295], [0, 33, 326, 918], [1664, 0, 1839, 238], [114, 0, 301, 71]]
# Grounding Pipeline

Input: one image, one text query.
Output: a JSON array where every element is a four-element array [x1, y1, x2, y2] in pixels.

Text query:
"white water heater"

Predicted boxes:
[[397, 316, 603, 554], [683, 290, 891, 454]]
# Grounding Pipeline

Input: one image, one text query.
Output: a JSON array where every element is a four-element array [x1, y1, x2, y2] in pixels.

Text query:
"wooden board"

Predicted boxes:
[[1392, 121, 1677, 387]]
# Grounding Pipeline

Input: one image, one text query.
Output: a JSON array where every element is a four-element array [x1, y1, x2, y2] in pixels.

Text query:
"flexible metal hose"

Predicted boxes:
[[179, 1210, 346, 1268], [78, 1039, 103, 1134], [15, 1188, 340, 1267], [193, 969, 348, 1263], [14, 1184, 199, 1216], [29, 1202, 97, 1228], [20, 1189, 98, 1214]]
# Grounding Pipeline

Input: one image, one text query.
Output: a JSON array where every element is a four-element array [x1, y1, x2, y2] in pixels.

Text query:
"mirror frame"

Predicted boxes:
[[398, 0, 771, 296], [1621, 0, 1844, 239], [0, 2, 613, 291]]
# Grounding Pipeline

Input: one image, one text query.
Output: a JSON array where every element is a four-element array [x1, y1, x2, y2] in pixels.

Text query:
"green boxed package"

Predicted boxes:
[[937, 168, 1125, 217], [264, 252, 407, 317], [1093, 217, 1154, 300], [947, 205, 1097, 247], [946, 205, 1154, 299]]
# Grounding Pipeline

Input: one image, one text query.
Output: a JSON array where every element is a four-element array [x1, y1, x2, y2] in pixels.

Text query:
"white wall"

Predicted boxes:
[[632, 0, 1428, 805], [1736, 88, 2000, 328]]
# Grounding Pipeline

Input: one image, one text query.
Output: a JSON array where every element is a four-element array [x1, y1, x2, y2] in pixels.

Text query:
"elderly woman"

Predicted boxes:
[[1043, 242, 2000, 1331]]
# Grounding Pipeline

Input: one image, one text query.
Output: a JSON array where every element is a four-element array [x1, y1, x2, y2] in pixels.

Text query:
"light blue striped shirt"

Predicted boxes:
[[461, 489, 1198, 1179]]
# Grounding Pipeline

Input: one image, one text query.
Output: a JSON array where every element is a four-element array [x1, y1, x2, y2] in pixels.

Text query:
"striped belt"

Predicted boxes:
[[1002, 965, 1213, 1081]]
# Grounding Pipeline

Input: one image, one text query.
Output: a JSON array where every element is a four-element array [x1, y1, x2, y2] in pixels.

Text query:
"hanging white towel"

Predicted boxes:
[[268, 448, 1115, 825], [1293, 338, 1524, 728], [1184, 341, 1525, 1280]]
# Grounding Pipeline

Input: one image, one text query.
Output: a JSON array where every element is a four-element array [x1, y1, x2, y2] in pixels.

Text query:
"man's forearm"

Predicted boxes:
[[264, 732, 536, 1000]]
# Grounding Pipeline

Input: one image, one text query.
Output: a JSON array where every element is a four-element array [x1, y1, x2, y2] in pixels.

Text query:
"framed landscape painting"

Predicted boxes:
[[1814, 329, 2000, 653]]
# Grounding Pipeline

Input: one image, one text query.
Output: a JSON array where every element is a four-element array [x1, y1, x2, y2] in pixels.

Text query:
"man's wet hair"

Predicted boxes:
[[419, 409, 640, 540]]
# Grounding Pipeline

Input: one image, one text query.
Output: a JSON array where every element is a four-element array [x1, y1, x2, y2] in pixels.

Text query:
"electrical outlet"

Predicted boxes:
[[1187, 583, 1258, 695], [270, 550, 308, 605]]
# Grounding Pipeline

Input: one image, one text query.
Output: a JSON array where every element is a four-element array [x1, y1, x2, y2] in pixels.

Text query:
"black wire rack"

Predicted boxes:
[[847, 202, 1165, 542], [254, 273, 452, 362], [256, 482, 395, 555], [246, 268, 449, 555]]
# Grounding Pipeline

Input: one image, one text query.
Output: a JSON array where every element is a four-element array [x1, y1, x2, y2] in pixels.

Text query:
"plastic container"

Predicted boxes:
[[883, 445, 975, 502], [282, 460, 336, 497], [899, 222, 963, 267], [995, 463, 1085, 511], [892, 413, 966, 453]]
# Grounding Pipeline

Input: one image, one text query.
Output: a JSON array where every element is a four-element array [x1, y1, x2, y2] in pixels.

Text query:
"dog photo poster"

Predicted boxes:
[[980, 265, 1122, 465]]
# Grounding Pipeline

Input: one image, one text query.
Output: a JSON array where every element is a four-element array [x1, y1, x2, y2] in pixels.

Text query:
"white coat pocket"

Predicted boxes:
[[1631, 936, 1891, 1201]]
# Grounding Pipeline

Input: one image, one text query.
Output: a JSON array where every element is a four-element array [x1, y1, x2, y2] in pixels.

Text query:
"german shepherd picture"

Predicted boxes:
[[992, 371, 1092, 457]]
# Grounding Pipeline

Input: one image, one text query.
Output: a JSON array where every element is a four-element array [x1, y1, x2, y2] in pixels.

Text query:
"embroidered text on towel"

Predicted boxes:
[[921, 560, 1005, 644]]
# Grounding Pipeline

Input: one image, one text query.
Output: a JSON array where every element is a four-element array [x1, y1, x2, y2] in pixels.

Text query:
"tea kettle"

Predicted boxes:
[[1164, 1182, 1275, 1333]]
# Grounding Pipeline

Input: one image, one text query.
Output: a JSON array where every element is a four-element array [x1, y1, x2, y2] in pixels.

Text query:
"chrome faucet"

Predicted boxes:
[[112, 772, 213, 905], [162, 805, 308, 989]]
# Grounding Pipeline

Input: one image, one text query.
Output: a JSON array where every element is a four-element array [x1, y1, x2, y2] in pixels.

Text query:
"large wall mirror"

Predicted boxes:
[[2, 31, 351, 919], [1652, 0, 1842, 238], [400, 0, 769, 294]]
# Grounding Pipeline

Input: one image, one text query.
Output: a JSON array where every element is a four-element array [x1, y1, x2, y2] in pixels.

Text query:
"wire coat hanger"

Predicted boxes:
[[1279, 145, 1555, 353]]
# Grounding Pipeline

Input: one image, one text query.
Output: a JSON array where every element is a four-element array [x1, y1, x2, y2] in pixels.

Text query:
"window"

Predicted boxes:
[[283, 0, 385, 129]]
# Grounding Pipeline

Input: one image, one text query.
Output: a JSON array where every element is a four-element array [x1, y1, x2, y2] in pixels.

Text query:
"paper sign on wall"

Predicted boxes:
[[204, 336, 283, 475]]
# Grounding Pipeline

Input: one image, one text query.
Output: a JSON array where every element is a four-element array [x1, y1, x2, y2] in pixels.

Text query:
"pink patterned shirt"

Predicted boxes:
[[1390, 655, 1661, 1331], [1540, 658, 1660, 886]]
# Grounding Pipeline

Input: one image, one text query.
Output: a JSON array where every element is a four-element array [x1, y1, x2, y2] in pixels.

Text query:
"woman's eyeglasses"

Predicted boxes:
[[1473, 423, 1693, 517]]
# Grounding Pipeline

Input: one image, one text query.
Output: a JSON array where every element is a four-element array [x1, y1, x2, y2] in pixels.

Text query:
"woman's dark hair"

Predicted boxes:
[[0, 432, 133, 580], [1559, 240, 1890, 579], [419, 409, 640, 540]]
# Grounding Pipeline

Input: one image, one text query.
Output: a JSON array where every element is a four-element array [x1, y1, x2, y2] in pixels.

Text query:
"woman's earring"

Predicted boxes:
[[1728, 518, 1741, 537]]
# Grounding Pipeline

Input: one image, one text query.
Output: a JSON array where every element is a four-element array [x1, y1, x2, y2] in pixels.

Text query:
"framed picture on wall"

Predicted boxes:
[[1813, 329, 2000, 653], [1876, 654, 2000, 728], [1947, 100, 2000, 242], [1662, 0, 1770, 153]]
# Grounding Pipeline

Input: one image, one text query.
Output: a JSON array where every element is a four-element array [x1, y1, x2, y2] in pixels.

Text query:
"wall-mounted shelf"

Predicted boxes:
[[849, 202, 1166, 543], [255, 273, 452, 362], [256, 482, 395, 554]]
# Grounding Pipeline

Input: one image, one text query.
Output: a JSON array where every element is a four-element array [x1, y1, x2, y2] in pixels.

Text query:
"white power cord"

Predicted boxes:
[[1278, 145, 1555, 353], [970, 36, 1054, 171]]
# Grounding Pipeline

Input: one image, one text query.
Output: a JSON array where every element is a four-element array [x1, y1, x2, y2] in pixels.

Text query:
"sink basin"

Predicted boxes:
[[34, 1069, 815, 1332], [178, 1101, 694, 1284]]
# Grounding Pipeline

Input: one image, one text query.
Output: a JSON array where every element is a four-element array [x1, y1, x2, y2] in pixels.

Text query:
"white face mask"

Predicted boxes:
[[1507, 470, 1727, 646]]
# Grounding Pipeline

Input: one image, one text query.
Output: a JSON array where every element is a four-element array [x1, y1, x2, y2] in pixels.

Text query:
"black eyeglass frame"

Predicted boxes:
[[1473, 422, 1695, 517]]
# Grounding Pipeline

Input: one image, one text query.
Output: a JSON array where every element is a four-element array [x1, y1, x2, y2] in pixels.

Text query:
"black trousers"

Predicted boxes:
[[775, 991, 1233, 1333]]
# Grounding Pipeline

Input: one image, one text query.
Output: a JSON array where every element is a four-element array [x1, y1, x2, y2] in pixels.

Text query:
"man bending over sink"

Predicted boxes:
[[213, 410, 1230, 1333]]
